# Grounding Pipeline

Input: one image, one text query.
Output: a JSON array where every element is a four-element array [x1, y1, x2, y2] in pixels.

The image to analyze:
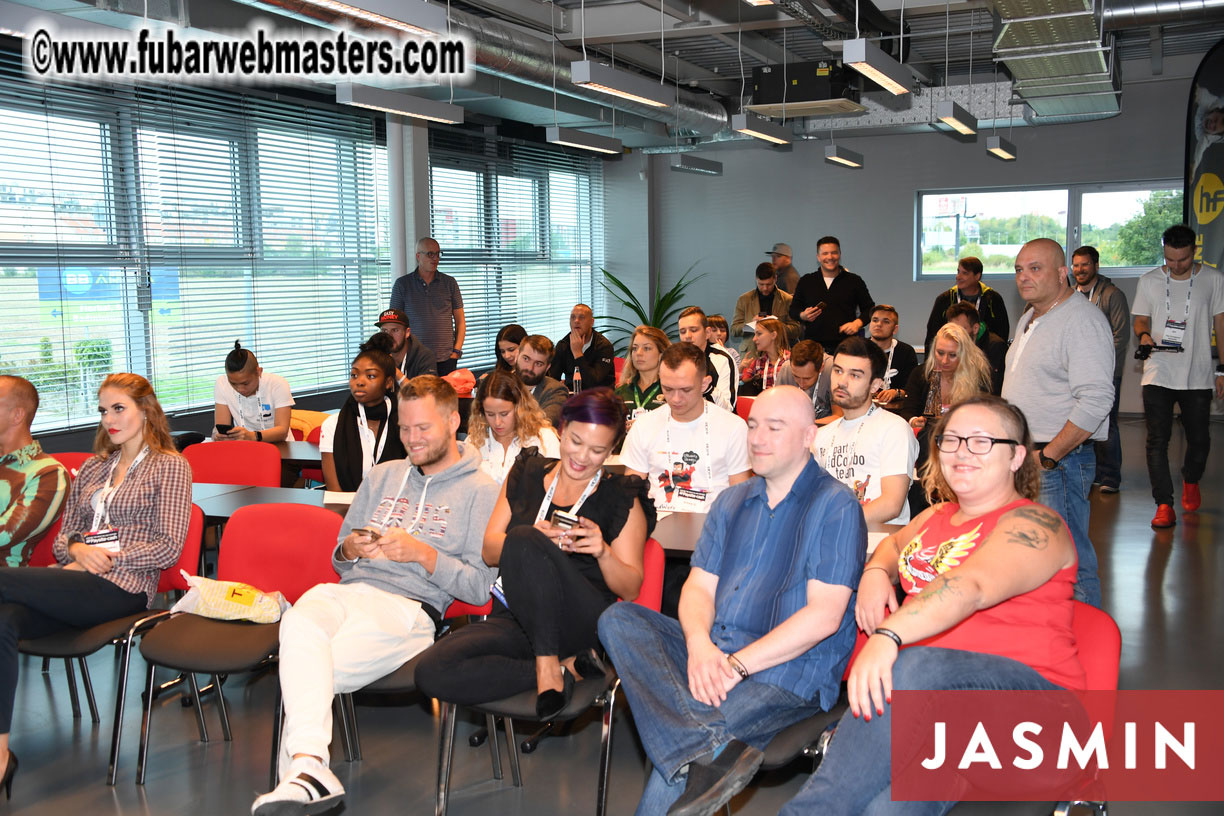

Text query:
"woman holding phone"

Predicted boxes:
[[416, 388, 654, 718]]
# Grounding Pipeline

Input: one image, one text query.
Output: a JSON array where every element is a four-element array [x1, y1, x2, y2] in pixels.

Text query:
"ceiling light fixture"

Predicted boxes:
[[824, 144, 863, 168], [299, 0, 448, 37], [936, 100, 978, 135], [843, 38, 911, 96], [336, 83, 464, 124], [741, 0, 775, 6], [545, 126, 623, 155], [731, 113, 791, 145], [670, 154, 724, 175], [986, 135, 1017, 160], [571, 60, 671, 108]]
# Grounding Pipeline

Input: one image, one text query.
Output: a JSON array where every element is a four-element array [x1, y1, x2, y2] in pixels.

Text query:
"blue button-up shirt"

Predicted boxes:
[[692, 456, 865, 709], [389, 269, 464, 364]]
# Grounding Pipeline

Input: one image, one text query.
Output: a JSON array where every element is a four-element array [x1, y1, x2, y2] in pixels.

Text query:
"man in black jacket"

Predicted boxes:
[[790, 236, 875, 352], [549, 303, 615, 390]]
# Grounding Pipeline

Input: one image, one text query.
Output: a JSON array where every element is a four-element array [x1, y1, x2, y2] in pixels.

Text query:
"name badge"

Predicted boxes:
[[1163, 319, 1186, 348], [84, 529, 122, 552]]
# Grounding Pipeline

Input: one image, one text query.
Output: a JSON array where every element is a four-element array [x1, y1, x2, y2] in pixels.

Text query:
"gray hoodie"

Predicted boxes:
[[333, 441, 498, 613], [1080, 273, 1131, 379]]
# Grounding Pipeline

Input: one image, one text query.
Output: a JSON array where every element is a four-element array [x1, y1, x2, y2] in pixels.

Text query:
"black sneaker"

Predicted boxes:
[[666, 740, 764, 816]]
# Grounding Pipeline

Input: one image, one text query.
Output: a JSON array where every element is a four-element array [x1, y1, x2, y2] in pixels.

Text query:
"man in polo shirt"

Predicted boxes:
[[548, 303, 615, 390], [599, 385, 864, 816], [0, 376, 68, 567], [389, 237, 466, 375], [376, 308, 437, 383], [513, 334, 570, 427]]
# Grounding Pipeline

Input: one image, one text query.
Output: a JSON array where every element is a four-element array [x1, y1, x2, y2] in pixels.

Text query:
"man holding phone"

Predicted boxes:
[[212, 341, 294, 442], [790, 236, 875, 352]]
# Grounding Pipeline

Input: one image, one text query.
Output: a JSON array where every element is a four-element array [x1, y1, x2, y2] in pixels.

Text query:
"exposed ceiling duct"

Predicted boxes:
[[1102, 0, 1224, 29]]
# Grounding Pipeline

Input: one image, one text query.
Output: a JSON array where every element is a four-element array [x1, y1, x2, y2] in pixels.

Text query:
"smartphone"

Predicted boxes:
[[215, 423, 234, 434], [551, 509, 580, 530], [351, 527, 379, 539], [815, 301, 827, 312]]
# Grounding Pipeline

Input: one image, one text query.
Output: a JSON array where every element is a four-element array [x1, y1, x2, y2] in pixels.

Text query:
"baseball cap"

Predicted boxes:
[[766, 242, 792, 258], [376, 308, 409, 327]]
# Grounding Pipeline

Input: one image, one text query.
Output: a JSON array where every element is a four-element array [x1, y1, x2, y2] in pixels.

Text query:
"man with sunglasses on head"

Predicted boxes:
[[390, 237, 466, 375]]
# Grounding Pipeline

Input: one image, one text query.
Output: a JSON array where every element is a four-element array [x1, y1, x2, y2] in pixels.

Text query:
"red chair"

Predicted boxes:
[[49, 451, 94, 480], [183, 440, 281, 487], [613, 356, 625, 382], [26, 517, 61, 568], [300, 425, 325, 485], [18, 503, 205, 784], [136, 503, 342, 784], [735, 396, 755, 420]]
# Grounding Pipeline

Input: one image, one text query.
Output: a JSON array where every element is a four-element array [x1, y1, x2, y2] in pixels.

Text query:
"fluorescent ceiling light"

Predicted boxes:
[[730, 113, 791, 145], [742, 0, 775, 5], [986, 135, 1017, 161], [669, 154, 723, 176], [546, 126, 623, 155], [824, 144, 863, 168], [299, 0, 449, 37], [571, 60, 671, 108], [843, 38, 911, 96], [336, 83, 464, 124], [936, 100, 978, 135]]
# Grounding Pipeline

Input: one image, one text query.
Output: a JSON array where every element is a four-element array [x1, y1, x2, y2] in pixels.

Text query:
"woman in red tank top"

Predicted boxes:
[[780, 394, 1084, 816]]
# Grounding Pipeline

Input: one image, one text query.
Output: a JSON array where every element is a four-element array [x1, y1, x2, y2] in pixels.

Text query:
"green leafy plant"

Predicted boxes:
[[597, 262, 706, 353]]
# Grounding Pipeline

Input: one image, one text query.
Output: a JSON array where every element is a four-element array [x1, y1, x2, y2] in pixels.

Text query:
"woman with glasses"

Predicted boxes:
[[780, 394, 1084, 816]]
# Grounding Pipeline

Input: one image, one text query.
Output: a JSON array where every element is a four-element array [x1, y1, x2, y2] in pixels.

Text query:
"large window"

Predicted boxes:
[[0, 51, 389, 433], [427, 130, 604, 372], [917, 182, 1184, 277]]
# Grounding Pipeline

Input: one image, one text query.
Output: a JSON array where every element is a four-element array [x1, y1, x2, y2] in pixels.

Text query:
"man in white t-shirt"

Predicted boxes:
[[621, 343, 751, 515], [213, 341, 295, 442], [677, 306, 738, 412], [812, 337, 917, 525], [1133, 224, 1224, 528]]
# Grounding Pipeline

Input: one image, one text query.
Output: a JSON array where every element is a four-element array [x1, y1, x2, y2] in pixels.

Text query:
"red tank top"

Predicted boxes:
[[897, 499, 1086, 690]]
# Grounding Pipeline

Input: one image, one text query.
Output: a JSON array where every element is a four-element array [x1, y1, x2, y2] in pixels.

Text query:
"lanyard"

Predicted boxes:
[[634, 381, 661, 410], [821, 407, 874, 472], [234, 381, 265, 429], [882, 341, 897, 388], [1079, 281, 1098, 304], [357, 398, 391, 471], [373, 464, 431, 535], [91, 446, 149, 531], [535, 467, 602, 523], [761, 356, 783, 388], [954, 288, 982, 308], [663, 403, 713, 492], [1164, 269, 1195, 323]]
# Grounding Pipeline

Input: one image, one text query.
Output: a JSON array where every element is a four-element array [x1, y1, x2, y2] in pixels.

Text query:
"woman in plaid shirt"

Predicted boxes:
[[0, 373, 190, 798], [739, 317, 792, 395]]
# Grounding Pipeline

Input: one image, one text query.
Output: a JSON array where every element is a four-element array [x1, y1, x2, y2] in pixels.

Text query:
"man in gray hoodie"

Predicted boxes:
[[253, 375, 498, 816]]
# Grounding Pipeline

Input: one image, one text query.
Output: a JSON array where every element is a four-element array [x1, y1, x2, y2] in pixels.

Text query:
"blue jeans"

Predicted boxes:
[[1039, 443, 1099, 608], [779, 647, 1063, 816], [1093, 376, 1123, 489], [1142, 385, 1213, 506], [598, 603, 823, 816]]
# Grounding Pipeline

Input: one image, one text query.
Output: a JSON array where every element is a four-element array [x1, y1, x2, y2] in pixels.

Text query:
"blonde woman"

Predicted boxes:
[[900, 322, 992, 431], [614, 326, 670, 414], [468, 369, 559, 484], [739, 317, 791, 394]]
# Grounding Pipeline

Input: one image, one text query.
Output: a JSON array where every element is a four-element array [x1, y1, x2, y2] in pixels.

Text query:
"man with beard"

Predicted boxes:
[[252, 376, 498, 816], [514, 334, 569, 427], [376, 309, 437, 383], [812, 337, 918, 526]]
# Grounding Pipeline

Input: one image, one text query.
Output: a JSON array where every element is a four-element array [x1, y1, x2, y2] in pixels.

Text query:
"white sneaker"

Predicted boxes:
[[252, 756, 345, 816]]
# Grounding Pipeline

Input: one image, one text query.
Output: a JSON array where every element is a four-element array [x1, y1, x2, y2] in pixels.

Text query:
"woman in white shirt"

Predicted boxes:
[[467, 369, 559, 484]]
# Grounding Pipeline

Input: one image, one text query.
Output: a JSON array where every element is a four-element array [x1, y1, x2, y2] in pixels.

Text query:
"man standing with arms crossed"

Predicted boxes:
[[389, 237, 466, 375]]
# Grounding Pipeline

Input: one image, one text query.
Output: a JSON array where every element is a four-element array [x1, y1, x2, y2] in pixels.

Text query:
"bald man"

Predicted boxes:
[[599, 386, 865, 816], [549, 303, 616, 390], [1002, 238, 1114, 608], [0, 376, 68, 566]]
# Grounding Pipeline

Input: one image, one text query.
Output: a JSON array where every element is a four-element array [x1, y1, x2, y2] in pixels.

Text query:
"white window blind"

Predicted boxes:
[[0, 46, 389, 433], [426, 129, 605, 371]]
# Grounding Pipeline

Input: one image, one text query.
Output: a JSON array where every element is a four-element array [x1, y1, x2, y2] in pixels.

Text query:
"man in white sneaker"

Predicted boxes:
[[812, 337, 918, 526], [251, 376, 497, 816], [620, 343, 750, 516]]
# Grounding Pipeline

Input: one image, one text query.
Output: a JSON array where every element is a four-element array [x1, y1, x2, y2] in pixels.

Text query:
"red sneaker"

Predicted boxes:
[[1152, 504, 1177, 528], [1182, 483, 1201, 512]]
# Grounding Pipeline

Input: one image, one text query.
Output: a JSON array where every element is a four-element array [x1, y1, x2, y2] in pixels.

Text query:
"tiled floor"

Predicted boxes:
[[7, 417, 1221, 814]]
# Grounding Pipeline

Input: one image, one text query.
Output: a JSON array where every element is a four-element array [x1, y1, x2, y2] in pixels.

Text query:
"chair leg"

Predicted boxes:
[[137, 663, 157, 785], [186, 673, 210, 742], [436, 702, 458, 816], [485, 714, 502, 780], [78, 657, 101, 724], [64, 657, 82, 719], [41, 657, 50, 674], [334, 698, 354, 762], [270, 690, 284, 792], [107, 635, 135, 786], [212, 674, 232, 741], [343, 693, 362, 761], [504, 717, 522, 788], [597, 680, 620, 816]]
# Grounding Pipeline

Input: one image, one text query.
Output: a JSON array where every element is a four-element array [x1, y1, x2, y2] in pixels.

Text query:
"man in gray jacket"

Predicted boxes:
[[1071, 245, 1130, 493], [1003, 239, 1114, 608], [253, 375, 498, 816]]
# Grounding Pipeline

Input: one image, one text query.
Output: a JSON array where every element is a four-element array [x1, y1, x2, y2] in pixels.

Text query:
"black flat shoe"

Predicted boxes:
[[535, 668, 574, 720], [1, 750, 18, 801], [573, 648, 608, 680]]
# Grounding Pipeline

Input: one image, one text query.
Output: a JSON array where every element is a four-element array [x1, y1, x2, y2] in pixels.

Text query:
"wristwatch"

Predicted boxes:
[[1039, 448, 1058, 470], [255, 431, 263, 442]]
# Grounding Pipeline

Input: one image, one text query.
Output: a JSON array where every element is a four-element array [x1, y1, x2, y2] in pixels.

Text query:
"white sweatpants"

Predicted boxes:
[[277, 581, 435, 770]]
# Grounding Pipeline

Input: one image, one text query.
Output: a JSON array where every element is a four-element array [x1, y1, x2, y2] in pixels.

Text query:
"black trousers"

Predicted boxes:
[[1142, 385, 1213, 505], [0, 567, 146, 732], [416, 526, 611, 705]]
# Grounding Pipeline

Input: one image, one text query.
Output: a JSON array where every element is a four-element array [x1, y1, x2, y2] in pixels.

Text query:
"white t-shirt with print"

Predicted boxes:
[[1132, 264, 1224, 390], [620, 402, 749, 514], [213, 372, 294, 431], [812, 406, 918, 525]]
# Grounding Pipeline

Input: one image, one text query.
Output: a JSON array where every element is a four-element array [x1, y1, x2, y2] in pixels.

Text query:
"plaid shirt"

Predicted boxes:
[[53, 450, 192, 604], [739, 350, 790, 388]]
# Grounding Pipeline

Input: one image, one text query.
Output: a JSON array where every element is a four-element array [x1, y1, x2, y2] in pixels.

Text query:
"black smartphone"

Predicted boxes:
[[815, 301, 827, 311], [215, 423, 234, 434]]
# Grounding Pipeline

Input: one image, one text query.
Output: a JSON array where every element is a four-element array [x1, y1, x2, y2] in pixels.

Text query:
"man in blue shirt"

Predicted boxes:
[[599, 386, 865, 816]]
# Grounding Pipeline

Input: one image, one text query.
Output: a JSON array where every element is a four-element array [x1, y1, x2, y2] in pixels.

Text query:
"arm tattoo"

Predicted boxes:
[[901, 574, 964, 617], [1004, 525, 1051, 550], [1011, 505, 1062, 532]]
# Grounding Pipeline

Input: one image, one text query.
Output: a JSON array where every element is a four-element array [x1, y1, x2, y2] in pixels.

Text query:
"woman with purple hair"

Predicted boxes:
[[416, 387, 654, 718]]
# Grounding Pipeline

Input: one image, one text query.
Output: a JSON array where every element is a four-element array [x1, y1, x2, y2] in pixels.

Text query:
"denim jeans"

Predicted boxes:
[[598, 602, 823, 816], [1038, 443, 1099, 608], [779, 647, 1063, 816], [1142, 385, 1213, 506], [1093, 376, 1123, 489]]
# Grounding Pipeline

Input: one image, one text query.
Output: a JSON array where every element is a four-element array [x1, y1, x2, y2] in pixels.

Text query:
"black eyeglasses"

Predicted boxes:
[[419, 250, 442, 259], [934, 434, 1020, 455]]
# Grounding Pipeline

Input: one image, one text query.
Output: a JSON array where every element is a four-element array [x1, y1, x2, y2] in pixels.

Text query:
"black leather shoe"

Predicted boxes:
[[535, 667, 574, 720], [573, 648, 608, 680], [667, 740, 763, 816]]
